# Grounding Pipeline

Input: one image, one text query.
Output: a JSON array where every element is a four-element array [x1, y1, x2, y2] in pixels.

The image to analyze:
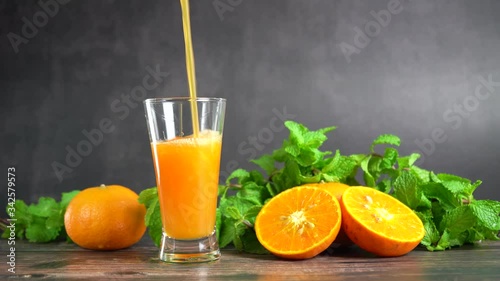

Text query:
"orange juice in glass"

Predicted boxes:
[[144, 97, 225, 263]]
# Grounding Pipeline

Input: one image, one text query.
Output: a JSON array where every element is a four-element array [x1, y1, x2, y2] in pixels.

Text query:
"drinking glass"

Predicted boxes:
[[143, 97, 226, 263]]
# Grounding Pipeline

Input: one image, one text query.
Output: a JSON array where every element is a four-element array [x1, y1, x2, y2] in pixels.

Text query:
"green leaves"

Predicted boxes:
[[1, 190, 80, 242], [321, 150, 358, 182], [370, 134, 401, 153], [217, 169, 271, 254], [138, 187, 163, 247], [251, 155, 275, 175], [393, 171, 427, 210], [274, 121, 336, 168], [471, 200, 500, 230], [395, 167, 500, 251]]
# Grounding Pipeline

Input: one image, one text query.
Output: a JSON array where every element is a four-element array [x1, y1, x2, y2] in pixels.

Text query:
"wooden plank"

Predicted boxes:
[[2, 239, 500, 280]]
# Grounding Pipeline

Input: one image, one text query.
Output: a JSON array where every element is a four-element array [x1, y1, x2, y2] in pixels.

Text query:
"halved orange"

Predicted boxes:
[[254, 185, 341, 259], [302, 182, 351, 200], [340, 186, 425, 257], [302, 182, 354, 247]]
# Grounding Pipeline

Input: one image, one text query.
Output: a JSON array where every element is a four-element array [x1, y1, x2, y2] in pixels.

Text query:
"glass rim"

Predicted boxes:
[[143, 97, 226, 104]]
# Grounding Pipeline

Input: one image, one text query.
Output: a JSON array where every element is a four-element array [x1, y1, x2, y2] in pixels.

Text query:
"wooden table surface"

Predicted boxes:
[[2, 238, 500, 280]]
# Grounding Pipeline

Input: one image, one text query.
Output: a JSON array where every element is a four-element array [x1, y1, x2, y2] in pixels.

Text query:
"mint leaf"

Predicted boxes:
[[376, 179, 392, 194], [60, 190, 80, 209], [411, 166, 431, 183], [284, 144, 301, 158], [349, 153, 367, 164], [435, 230, 451, 250], [481, 200, 500, 213], [146, 199, 162, 247], [225, 169, 251, 185], [370, 134, 401, 153], [25, 216, 60, 242], [441, 181, 470, 195], [138, 187, 158, 207], [397, 153, 421, 170], [271, 143, 288, 162], [28, 197, 59, 218], [243, 206, 262, 226], [418, 212, 440, 250], [469, 180, 483, 196], [470, 200, 500, 230], [434, 228, 470, 250], [293, 146, 327, 167], [225, 206, 243, 221], [284, 120, 335, 149], [241, 228, 269, 254], [447, 230, 469, 248], [9, 200, 31, 238], [322, 150, 358, 182], [138, 187, 162, 247], [421, 183, 460, 211], [218, 216, 237, 248], [360, 155, 375, 187], [236, 182, 271, 206], [228, 197, 257, 219], [439, 206, 476, 233], [217, 197, 264, 251], [298, 170, 322, 183], [271, 160, 301, 193], [380, 147, 398, 170], [45, 210, 63, 230], [304, 129, 335, 148], [285, 121, 307, 146], [436, 173, 471, 184], [251, 154, 275, 175], [393, 171, 422, 210], [232, 222, 248, 251]]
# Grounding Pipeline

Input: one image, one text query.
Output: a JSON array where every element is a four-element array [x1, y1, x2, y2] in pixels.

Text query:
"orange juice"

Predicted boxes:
[[151, 130, 222, 239], [180, 0, 199, 135]]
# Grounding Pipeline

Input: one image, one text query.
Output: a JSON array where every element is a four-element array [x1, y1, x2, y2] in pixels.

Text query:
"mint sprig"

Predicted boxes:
[[1, 190, 80, 242]]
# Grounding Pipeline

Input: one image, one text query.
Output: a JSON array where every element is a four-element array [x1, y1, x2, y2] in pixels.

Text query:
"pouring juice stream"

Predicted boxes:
[[180, 0, 199, 136]]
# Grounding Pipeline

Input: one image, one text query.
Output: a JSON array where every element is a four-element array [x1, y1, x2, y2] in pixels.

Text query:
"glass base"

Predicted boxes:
[[159, 228, 221, 263]]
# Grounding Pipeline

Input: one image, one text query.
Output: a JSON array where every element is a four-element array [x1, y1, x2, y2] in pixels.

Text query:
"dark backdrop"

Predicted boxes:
[[1, 0, 499, 211]]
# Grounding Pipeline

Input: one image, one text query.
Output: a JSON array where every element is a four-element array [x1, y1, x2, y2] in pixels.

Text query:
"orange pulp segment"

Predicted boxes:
[[302, 182, 354, 247], [255, 185, 341, 259]]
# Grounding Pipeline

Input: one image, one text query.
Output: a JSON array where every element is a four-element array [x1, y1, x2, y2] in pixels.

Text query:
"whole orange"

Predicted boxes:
[[64, 184, 147, 250]]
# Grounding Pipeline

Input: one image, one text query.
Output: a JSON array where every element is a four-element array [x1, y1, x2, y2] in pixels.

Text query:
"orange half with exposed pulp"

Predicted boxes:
[[341, 186, 425, 257], [255, 185, 341, 259]]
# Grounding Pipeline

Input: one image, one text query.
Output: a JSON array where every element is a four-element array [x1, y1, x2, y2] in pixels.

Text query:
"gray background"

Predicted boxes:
[[1, 0, 499, 212]]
